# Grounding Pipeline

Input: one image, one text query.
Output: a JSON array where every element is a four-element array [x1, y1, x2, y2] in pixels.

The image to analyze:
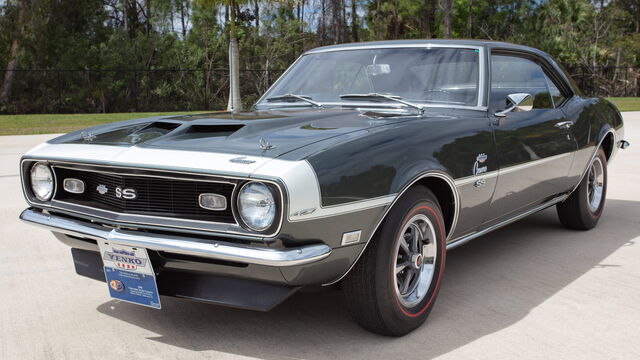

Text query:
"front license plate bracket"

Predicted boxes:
[[98, 241, 161, 309]]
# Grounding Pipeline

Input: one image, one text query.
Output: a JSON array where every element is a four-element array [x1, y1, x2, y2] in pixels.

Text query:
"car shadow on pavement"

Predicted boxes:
[[97, 199, 638, 360]]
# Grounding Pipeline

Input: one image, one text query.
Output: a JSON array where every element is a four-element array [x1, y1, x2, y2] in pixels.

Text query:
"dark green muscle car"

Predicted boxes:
[[19, 40, 629, 336]]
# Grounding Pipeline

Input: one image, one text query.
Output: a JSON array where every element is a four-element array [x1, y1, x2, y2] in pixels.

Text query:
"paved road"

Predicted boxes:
[[1, 114, 640, 360]]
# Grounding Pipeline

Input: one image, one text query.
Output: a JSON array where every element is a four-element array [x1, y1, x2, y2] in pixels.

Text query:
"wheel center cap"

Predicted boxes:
[[411, 254, 423, 269]]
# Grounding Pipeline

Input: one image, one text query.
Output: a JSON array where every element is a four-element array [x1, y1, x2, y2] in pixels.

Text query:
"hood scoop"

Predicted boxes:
[[150, 123, 246, 144], [185, 124, 244, 136]]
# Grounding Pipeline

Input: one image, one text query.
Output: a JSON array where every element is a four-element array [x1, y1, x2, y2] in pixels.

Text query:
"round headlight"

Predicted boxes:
[[30, 162, 54, 201], [237, 182, 277, 231]]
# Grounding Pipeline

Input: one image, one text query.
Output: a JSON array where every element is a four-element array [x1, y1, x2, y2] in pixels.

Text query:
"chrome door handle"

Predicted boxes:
[[555, 121, 574, 130]]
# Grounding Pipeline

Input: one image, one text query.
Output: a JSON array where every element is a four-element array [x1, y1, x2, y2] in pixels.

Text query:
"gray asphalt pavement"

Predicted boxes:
[[1, 114, 640, 360]]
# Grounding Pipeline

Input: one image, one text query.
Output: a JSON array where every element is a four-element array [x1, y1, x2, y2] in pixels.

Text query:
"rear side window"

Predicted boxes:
[[490, 55, 552, 110]]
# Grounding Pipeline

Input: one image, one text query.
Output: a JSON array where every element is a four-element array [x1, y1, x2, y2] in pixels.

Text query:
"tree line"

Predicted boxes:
[[0, 0, 638, 114]]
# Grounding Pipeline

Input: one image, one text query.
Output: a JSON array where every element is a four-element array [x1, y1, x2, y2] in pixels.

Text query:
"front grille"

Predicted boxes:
[[52, 167, 236, 223]]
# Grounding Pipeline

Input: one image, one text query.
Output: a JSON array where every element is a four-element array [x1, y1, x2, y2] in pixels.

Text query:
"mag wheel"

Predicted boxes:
[[557, 148, 608, 230], [393, 213, 438, 308], [586, 156, 605, 213], [342, 187, 446, 336]]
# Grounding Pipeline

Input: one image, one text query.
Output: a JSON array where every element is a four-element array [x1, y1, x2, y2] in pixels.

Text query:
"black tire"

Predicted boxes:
[[342, 186, 446, 336], [557, 148, 608, 230]]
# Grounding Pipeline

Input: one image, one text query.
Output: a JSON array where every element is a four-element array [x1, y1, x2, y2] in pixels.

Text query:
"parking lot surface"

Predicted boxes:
[[1, 113, 639, 360]]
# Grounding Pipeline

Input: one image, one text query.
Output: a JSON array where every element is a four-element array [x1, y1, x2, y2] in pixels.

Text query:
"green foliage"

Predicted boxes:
[[0, 0, 638, 115]]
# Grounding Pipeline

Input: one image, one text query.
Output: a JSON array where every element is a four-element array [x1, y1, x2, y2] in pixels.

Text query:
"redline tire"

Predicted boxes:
[[342, 186, 446, 336]]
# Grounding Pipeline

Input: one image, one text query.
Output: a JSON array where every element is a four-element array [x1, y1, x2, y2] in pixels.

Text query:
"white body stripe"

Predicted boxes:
[[24, 143, 394, 223], [453, 153, 573, 187], [498, 152, 572, 176], [25, 143, 580, 226], [25, 143, 276, 176]]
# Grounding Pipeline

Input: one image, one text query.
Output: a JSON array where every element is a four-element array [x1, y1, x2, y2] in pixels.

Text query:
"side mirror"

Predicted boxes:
[[495, 93, 533, 118]]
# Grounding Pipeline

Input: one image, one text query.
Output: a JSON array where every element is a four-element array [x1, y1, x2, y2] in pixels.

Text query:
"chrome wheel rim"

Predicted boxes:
[[587, 157, 604, 212], [393, 213, 437, 308]]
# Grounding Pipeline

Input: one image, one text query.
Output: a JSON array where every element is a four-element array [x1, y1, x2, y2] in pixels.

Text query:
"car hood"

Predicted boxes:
[[49, 109, 407, 158]]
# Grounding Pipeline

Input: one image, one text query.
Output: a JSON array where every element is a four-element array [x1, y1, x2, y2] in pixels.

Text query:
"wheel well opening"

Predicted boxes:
[[414, 177, 455, 236], [601, 133, 614, 161]]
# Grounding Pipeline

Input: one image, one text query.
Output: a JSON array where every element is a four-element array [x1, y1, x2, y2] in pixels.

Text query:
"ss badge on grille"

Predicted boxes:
[[115, 186, 137, 200]]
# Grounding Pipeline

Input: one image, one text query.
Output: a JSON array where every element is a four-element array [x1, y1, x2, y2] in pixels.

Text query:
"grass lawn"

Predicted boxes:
[[0, 111, 209, 136], [606, 97, 640, 112]]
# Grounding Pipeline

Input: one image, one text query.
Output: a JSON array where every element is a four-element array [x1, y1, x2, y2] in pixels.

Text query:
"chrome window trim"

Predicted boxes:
[[324, 170, 459, 286], [256, 44, 487, 111], [20, 159, 286, 239], [542, 72, 560, 109], [306, 43, 482, 53], [259, 101, 488, 112]]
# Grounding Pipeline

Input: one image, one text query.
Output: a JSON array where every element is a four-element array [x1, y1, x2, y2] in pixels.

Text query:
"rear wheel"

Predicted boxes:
[[557, 148, 607, 230], [342, 187, 446, 336]]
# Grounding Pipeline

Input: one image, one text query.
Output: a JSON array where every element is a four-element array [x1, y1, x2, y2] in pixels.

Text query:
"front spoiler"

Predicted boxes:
[[20, 208, 332, 267]]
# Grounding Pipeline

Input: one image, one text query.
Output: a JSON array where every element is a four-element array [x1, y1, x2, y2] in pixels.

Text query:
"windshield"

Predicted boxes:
[[259, 47, 480, 108]]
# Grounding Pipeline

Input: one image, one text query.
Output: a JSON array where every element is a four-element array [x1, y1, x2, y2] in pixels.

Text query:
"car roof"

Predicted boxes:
[[306, 39, 549, 57]]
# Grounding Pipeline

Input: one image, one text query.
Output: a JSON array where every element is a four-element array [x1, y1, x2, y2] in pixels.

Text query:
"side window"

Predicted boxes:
[[490, 55, 553, 110], [544, 73, 567, 107]]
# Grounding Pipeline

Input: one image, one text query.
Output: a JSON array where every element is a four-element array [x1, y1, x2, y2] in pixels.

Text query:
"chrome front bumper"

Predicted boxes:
[[20, 208, 332, 267]]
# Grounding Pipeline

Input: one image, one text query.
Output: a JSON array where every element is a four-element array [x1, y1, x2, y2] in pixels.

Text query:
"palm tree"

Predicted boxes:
[[439, 0, 452, 38], [198, 0, 245, 112], [0, 0, 26, 104]]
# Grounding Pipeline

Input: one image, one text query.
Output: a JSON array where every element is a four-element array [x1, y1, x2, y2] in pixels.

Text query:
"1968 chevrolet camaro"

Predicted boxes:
[[20, 40, 629, 336]]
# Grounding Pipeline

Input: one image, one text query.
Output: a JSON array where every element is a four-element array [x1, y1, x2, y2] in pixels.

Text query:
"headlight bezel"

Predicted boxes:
[[234, 181, 282, 233], [28, 161, 55, 202]]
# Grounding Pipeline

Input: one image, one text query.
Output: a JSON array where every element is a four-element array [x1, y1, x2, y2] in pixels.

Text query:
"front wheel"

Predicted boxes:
[[342, 187, 446, 336], [557, 148, 608, 230]]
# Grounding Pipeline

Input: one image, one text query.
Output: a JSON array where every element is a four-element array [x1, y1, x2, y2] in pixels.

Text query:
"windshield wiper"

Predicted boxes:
[[339, 93, 424, 114], [265, 93, 323, 108]]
